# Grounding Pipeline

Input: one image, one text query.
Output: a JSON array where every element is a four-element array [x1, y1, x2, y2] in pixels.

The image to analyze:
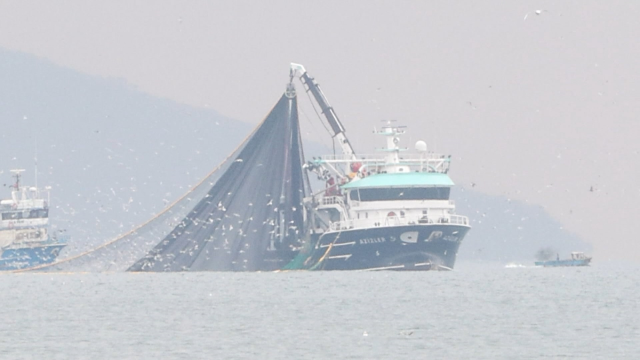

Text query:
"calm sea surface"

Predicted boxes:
[[1, 262, 638, 359]]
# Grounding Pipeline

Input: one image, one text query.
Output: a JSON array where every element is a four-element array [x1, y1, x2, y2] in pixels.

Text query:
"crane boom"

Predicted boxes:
[[290, 63, 357, 160]]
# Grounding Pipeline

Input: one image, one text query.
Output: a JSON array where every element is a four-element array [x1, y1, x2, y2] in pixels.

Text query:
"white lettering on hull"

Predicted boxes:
[[359, 237, 386, 245]]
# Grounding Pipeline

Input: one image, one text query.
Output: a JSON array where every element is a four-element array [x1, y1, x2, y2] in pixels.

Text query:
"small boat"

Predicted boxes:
[[0, 169, 67, 271], [535, 252, 591, 267]]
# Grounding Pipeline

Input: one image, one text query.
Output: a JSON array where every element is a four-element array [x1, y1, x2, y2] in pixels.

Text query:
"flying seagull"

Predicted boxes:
[[524, 9, 550, 20]]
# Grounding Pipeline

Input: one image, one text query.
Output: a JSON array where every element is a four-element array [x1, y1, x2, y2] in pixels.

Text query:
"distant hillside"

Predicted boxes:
[[454, 187, 591, 263], [0, 49, 590, 263], [0, 49, 253, 254]]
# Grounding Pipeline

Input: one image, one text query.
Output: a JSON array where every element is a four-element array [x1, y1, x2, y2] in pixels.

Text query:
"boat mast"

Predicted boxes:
[[9, 169, 25, 204], [10, 169, 25, 191], [35, 137, 38, 193]]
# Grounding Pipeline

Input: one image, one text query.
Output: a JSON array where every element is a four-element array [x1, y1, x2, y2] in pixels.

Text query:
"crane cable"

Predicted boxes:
[[301, 79, 336, 153]]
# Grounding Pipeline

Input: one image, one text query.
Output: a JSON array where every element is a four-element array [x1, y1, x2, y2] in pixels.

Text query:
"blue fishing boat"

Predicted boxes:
[[0, 170, 67, 271], [535, 252, 591, 267]]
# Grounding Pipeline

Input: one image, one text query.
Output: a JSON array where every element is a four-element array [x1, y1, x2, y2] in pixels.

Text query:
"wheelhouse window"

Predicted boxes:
[[352, 187, 450, 201], [2, 212, 21, 220], [29, 209, 49, 219], [1, 209, 48, 220]]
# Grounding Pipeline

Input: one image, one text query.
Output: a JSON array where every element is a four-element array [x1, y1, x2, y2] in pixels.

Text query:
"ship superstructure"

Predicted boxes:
[[0, 170, 67, 270], [287, 64, 470, 270]]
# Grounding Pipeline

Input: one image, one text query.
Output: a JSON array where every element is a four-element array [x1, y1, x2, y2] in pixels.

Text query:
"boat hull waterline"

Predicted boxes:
[[291, 224, 470, 271], [534, 259, 591, 267], [0, 243, 66, 271]]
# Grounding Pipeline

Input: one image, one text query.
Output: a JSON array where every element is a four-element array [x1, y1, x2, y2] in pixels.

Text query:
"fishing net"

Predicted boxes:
[[24, 91, 309, 272]]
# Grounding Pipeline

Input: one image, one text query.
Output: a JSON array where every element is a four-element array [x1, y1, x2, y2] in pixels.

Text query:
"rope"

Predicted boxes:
[[298, 106, 332, 151], [302, 83, 333, 140]]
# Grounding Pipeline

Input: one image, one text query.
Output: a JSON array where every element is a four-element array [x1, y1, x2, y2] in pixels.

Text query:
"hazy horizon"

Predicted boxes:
[[1, 1, 638, 261]]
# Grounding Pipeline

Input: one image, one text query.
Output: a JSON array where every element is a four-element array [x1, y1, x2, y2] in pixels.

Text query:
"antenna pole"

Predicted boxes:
[[35, 137, 38, 191]]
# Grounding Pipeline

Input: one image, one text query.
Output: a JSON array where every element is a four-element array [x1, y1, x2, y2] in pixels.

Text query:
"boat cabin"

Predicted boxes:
[[570, 252, 589, 260]]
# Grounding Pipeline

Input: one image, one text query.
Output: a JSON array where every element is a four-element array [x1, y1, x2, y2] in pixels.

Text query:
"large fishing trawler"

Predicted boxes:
[[0, 170, 67, 271], [287, 64, 470, 271]]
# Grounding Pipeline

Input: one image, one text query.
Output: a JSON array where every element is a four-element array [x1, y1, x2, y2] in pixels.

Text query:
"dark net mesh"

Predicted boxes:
[[23, 92, 309, 272], [129, 93, 309, 271]]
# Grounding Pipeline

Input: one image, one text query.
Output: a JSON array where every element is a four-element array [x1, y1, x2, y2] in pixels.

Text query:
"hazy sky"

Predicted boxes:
[[1, 1, 639, 261]]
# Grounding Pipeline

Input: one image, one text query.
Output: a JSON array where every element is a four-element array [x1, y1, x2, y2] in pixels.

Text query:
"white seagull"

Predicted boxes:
[[524, 9, 550, 20]]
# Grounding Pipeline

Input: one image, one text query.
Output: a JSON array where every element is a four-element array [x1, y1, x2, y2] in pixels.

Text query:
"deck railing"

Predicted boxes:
[[321, 196, 344, 206], [328, 213, 469, 231], [316, 153, 451, 162]]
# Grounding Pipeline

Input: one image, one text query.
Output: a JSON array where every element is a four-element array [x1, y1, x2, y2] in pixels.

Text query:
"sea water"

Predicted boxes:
[[1, 262, 638, 359]]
